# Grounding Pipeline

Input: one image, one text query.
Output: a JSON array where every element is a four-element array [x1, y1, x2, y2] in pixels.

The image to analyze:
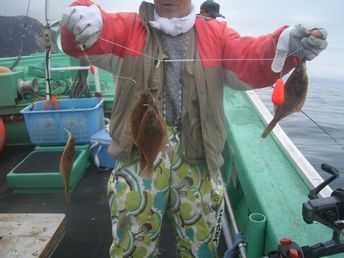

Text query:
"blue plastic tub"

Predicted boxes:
[[21, 98, 104, 145]]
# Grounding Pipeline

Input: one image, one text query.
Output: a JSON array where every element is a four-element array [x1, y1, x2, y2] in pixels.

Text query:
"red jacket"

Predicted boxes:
[[62, 0, 298, 88], [61, 0, 299, 174]]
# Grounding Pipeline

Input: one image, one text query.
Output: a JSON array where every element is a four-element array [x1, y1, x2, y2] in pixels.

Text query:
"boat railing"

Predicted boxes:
[[48, 65, 101, 94]]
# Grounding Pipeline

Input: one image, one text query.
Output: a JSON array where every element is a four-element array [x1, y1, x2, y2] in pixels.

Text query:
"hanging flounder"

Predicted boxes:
[[136, 98, 168, 178], [129, 89, 154, 169], [59, 128, 76, 202], [130, 89, 152, 144], [262, 61, 308, 138]]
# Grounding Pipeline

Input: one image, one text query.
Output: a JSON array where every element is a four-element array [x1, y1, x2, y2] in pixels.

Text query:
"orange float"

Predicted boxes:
[[272, 78, 285, 106], [0, 66, 11, 73], [0, 117, 5, 152], [0, 66, 10, 151]]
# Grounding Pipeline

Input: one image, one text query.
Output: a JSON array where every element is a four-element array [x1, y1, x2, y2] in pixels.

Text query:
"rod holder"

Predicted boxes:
[[246, 212, 267, 258]]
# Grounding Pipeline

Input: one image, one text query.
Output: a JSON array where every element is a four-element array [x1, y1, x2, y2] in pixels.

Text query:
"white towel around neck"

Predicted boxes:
[[149, 5, 197, 36]]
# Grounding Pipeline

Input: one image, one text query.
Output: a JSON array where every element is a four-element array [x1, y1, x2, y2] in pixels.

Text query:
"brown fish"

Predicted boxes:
[[262, 61, 308, 138], [135, 103, 168, 179], [129, 88, 161, 170], [59, 128, 76, 202], [129, 89, 152, 144]]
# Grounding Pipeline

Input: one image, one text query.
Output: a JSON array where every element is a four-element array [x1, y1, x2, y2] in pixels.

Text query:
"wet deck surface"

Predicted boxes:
[[0, 145, 226, 257]]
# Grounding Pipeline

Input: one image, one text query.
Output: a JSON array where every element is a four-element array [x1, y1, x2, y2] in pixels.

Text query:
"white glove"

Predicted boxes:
[[60, 4, 103, 48], [271, 24, 328, 73]]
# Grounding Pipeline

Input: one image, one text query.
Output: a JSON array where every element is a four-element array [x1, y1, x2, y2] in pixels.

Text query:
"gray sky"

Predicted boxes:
[[1, 0, 343, 81]]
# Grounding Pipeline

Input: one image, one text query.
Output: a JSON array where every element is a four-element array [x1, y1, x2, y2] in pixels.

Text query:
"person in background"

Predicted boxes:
[[60, 0, 327, 257], [199, 0, 225, 19]]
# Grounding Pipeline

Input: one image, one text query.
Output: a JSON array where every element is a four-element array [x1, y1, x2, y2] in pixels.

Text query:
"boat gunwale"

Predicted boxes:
[[246, 90, 332, 198]]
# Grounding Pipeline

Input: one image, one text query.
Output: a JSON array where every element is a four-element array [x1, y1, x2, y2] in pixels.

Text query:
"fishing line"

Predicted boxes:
[[100, 37, 276, 63], [95, 37, 344, 150], [99, 37, 156, 62], [9, 0, 31, 70], [300, 110, 344, 150], [79, 44, 93, 65], [99, 37, 287, 63], [79, 44, 137, 84]]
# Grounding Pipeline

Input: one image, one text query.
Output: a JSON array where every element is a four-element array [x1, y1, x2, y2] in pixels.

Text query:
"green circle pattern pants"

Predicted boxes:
[[107, 130, 224, 258]]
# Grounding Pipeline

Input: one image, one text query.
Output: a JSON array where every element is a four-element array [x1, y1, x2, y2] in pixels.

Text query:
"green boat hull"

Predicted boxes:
[[222, 87, 339, 257]]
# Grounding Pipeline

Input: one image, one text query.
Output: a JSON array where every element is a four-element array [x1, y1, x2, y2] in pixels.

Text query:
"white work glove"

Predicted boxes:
[[271, 24, 328, 73], [60, 4, 103, 48]]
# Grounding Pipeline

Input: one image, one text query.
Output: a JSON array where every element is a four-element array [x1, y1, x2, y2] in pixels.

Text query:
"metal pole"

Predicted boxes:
[[49, 66, 91, 72], [93, 66, 101, 94], [222, 211, 233, 248], [221, 173, 247, 258]]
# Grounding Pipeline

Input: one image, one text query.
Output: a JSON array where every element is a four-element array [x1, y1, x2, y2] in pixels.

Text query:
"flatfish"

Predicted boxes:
[[262, 61, 308, 138], [135, 101, 168, 179], [129, 89, 152, 144], [59, 128, 76, 202]]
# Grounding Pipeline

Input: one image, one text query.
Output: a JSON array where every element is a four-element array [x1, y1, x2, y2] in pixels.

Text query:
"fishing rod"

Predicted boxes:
[[9, 0, 31, 70], [222, 179, 247, 258], [43, 0, 64, 106], [44, 0, 54, 101]]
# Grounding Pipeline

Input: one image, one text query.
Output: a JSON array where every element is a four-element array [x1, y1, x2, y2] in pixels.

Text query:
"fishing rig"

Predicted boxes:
[[43, 0, 99, 109], [268, 163, 344, 258]]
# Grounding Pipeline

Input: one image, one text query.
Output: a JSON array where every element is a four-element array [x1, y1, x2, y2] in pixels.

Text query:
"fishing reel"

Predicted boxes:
[[301, 163, 344, 257], [268, 163, 344, 258], [303, 163, 344, 231]]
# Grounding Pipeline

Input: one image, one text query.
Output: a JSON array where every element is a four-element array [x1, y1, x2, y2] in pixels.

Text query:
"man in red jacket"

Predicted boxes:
[[60, 1, 327, 257]]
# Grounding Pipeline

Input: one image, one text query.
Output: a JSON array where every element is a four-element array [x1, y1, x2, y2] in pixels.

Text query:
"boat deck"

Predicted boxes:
[[0, 145, 183, 258]]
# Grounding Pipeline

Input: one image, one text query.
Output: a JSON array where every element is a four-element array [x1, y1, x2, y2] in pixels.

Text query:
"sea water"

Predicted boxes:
[[255, 77, 344, 190]]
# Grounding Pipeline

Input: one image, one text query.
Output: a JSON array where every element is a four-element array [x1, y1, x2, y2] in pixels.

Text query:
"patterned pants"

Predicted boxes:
[[107, 130, 224, 258]]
